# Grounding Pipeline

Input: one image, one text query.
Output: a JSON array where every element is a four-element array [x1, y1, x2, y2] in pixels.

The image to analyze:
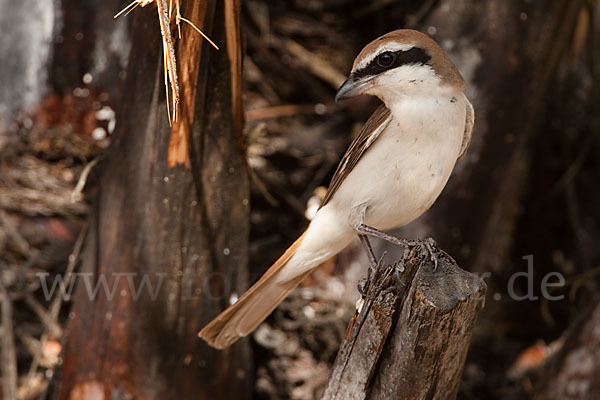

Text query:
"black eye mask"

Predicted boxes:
[[353, 47, 432, 79]]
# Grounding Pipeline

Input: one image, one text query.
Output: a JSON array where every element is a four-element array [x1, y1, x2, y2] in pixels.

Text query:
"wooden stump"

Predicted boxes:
[[322, 247, 486, 400]]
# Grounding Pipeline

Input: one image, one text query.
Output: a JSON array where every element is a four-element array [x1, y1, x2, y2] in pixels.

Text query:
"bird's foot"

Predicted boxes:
[[358, 234, 378, 269], [411, 237, 439, 272]]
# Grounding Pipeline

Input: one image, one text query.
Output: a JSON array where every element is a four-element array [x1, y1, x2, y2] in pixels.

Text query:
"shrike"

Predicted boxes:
[[200, 29, 474, 349]]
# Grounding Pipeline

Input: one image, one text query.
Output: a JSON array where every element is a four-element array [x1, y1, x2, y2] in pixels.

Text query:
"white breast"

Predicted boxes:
[[329, 91, 467, 231]]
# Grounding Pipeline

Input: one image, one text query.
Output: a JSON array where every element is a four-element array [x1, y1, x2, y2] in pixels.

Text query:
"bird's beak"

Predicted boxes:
[[335, 74, 373, 102]]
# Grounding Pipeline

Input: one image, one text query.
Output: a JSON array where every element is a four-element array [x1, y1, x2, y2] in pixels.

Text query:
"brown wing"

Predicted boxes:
[[320, 104, 392, 208], [458, 97, 474, 160]]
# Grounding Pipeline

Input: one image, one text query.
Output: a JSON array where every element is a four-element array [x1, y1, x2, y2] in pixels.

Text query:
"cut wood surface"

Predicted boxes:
[[323, 247, 486, 400]]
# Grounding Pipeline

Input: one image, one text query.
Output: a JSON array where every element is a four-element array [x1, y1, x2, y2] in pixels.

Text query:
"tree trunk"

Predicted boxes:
[[322, 248, 486, 400], [57, 1, 252, 399]]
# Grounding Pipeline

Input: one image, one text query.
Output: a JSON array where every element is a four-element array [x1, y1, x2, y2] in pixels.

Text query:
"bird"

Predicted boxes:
[[199, 29, 474, 349]]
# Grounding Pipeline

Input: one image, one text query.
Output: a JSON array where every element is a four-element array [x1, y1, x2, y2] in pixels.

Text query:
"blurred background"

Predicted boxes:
[[1, 0, 599, 399]]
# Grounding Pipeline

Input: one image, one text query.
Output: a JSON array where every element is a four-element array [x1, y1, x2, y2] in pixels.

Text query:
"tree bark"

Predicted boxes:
[[57, 1, 252, 399], [322, 248, 486, 400]]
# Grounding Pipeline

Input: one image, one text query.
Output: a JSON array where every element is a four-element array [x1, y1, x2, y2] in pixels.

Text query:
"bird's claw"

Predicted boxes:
[[357, 278, 368, 298], [417, 237, 438, 272], [394, 261, 406, 286]]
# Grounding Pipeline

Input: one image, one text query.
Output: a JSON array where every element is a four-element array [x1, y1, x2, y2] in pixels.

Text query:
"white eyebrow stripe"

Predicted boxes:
[[353, 43, 416, 72]]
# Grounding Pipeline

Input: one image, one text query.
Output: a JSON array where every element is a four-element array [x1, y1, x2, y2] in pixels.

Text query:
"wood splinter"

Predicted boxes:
[[114, 0, 219, 125]]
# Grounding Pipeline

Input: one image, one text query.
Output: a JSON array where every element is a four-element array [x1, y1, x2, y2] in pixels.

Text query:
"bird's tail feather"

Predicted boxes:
[[199, 231, 310, 349]]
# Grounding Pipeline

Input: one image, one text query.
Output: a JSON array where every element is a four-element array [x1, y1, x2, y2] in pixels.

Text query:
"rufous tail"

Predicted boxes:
[[199, 231, 311, 349]]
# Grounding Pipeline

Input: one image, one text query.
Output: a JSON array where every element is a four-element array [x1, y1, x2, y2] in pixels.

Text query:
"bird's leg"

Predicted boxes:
[[354, 223, 439, 272], [351, 205, 380, 277], [357, 234, 376, 298], [354, 223, 414, 246], [359, 234, 377, 269]]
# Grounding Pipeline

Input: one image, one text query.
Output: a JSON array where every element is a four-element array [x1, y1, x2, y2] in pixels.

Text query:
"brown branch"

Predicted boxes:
[[23, 294, 63, 338], [284, 39, 346, 89], [27, 223, 87, 379], [0, 209, 32, 256], [0, 280, 17, 400], [245, 104, 334, 122]]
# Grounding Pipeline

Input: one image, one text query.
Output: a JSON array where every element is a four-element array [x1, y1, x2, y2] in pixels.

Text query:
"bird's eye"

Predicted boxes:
[[376, 52, 395, 68]]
